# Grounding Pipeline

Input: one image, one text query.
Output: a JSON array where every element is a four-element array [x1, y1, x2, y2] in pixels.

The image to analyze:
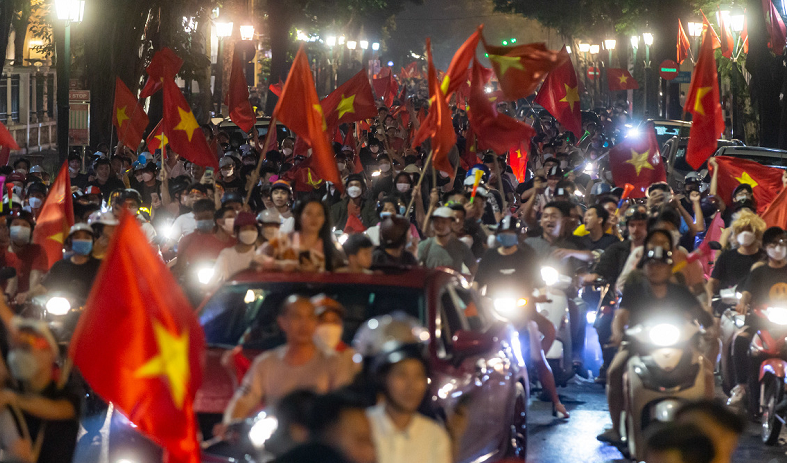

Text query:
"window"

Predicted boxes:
[[10, 76, 19, 122], [0, 76, 7, 123], [436, 284, 476, 358]]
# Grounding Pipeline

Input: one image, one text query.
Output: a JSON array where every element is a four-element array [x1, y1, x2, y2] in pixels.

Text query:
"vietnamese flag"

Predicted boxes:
[[147, 119, 168, 152], [162, 79, 219, 169], [609, 124, 666, 198], [69, 213, 204, 463], [268, 80, 283, 97], [31, 164, 74, 269], [321, 69, 378, 128], [607, 68, 639, 91], [741, 15, 749, 54], [534, 46, 582, 137], [482, 35, 566, 101], [440, 26, 482, 97], [764, 0, 787, 55], [462, 123, 479, 170], [226, 49, 255, 133], [274, 45, 342, 191], [508, 147, 528, 183], [701, 11, 722, 49], [678, 19, 692, 64], [711, 156, 783, 212], [113, 77, 149, 150], [762, 187, 787, 228], [140, 48, 184, 98], [468, 58, 535, 155], [685, 26, 724, 169], [719, 12, 735, 59], [411, 38, 456, 175]]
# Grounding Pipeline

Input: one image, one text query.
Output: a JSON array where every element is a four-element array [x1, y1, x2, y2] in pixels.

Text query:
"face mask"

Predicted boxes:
[[7, 349, 40, 382], [347, 186, 362, 198], [10, 225, 30, 244], [399, 205, 406, 215], [15, 169, 27, 176], [142, 172, 154, 182], [559, 161, 568, 169], [396, 183, 411, 193], [314, 324, 343, 351], [496, 233, 519, 248], [737, 231, 755, 247], [769, 245, 787, 261], [379, 163, 391, 173], [337, 163, 346, 172], [221, 218, 235, 234], [734, 195, 750, 203], [239, 230, 259, 245], [671, 230, 681, 247], [28, 197, 42, 209], [380, 211, 393, 220], [196, 220, 214, 233], [282, 148, 293, 156], [71, 239, 93, 256]]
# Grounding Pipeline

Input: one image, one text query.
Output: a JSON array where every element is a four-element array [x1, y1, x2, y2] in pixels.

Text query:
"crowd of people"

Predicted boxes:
[[0, 72, 780, 463]]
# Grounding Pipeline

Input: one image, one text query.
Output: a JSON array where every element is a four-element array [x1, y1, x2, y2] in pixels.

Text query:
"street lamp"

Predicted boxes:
[[372, 42, 380, 51], [326, 36, 336, 47], [338, 36, 346, 45], [730, 13, 745, 32], [578, 43, 591, 53], [360, 40, 369, 50], [240, 25, 254, 41], [630, 35, 639, 49], [54, 0, 85, 166], [589, 44, 600, 54], [642, 32, 653, 117], [604, 39, 616, 51], [643, 32, 654, 46], [347, 40, 357, 50], [214, 21, 234, 116], [687, 21, 702, 37]]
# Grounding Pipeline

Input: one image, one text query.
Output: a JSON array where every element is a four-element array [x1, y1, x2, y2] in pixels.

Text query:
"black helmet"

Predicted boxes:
[[221, 191, 244, 206], [122, 188, 143, 206], [169, 178, 190, 197], [496, 215, 522, 234]]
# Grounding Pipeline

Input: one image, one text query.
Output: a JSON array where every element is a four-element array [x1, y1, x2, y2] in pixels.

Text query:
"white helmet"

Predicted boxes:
[[87, 211, 119, 227], [352, 312, 429, 358]]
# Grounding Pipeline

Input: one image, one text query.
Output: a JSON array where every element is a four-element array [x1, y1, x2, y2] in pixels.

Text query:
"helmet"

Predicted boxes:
[[270, 180, 293, 196], [496, 215, 522, 233], [352, 312, 429, 358], [29, 165, 44, 174], [370, 342, 428, 378], [221, 191, 244, 205], [590, 182, 612, 196], [380, 216, 410, 247], [466, 164, 490, 183], [26, 182, 48, 196], [169, 178, 191, 197], [83, 185, 102, 197], [684, 171, 702, 184], [122, 189, 143, 206], [68, 223, 94, 238], [257, 209, 282, 225], [88, 211, 119, 226]]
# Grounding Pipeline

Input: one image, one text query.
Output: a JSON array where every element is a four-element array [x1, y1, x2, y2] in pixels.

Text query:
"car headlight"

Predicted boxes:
[[627, 127, 640, 138], [541, 266, 559, 287], [649, 323, 681, 347], [46, 296, 71, 316], [493, 297, 527, 317], [249, 412, 278, 449], [766, 307, 787, 325], [197, 267, 214, 285]]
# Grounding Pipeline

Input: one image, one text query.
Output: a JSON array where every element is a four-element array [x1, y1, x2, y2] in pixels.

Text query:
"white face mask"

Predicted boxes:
[[238, 230, 259, 245], [737, 231, 756, 247], [347, 186, 362, 198], [396, 183, 411, 193], [734, 194, 750, 202], [768, 245, 787, 261], [9, 225, 31, 244], [282, 147, 293, 156], [28, 197, 42, 209], [314, 324, 343, 351], [141, 172, 154, 182]]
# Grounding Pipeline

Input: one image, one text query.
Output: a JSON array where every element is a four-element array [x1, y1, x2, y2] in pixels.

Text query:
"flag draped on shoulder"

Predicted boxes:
[[685, 24, 723, 169], [482, 35, 566, 101], [162, 79, 219, 169], [69, 213, 205, 463], [31, 164, 74, 269], [609, 125, 666, 198], [226, 49, 256, 133], [533, 46, 582, 137], [113, 77, 149, 150], [321, 69, 378, 128]]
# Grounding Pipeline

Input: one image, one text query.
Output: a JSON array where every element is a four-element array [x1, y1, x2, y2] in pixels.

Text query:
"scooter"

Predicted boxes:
[[534, 266, 574, 386], [749, 304, 787, 445], [716, 287, 744, 396], [178, 259, 217, 307], [622, 317, 711, 459]]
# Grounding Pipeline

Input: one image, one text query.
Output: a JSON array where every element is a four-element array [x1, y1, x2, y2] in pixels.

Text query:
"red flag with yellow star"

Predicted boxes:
[[113, 77, 149, 150], [140, 48, 184, 99], [440, 26, 482, 97], [275, 45, 342, 191], [146, 119, 168, 152], [31, 164, 74, 269], [678, 19, 692, 64], [711, 155, 783, 212], [508, 146, 529, 183], [607, 69, 639, 91], [482, 35, 566, 102], [321, 69, 378, 128], [69, 213, 204, 463], [533, 46, 582, 137], [162, 79, 219, 169], [226, 48, 256, 133], [609, 124, 666, 198], [685, 25, 724, 169], [701, 11, 722, 49]]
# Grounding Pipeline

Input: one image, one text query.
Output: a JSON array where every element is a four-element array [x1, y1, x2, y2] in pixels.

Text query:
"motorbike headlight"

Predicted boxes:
[[766, 307, 787, 325], [338, 233, 349, 245], [541, 266, 559, 287], [45, 296, 71, 316], [249, 412, 278, 449], [493, 297, 527, 318], [649, 323, 681, 347], [197, 267, 214, 285]]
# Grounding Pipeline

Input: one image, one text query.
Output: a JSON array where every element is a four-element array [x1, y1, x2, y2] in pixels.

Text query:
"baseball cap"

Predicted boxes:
[[432, 206, 454, 219], [219, 157, 235, 168]]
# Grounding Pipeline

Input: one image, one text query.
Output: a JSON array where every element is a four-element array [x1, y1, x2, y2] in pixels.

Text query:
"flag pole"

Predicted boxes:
[[405, 149, 434, 217], [493, 152, 508, 213], [244, 117, 278, 206]]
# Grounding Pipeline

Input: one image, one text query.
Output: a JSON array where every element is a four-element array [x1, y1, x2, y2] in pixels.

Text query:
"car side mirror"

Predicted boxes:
[[452, 329, 494, 358]]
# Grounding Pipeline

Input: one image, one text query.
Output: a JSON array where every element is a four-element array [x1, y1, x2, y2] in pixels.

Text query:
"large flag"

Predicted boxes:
[[146, 119, 168, 153], [508, 147, 528, 183], [140, 48, 184, 99], [274, 45, 342, 191], [701, 11, 723, 49], [712, 156, 783, 212], [113, 77, 149, 150], [685, 26, 724, 169], [440, 27, 482, 97], [762, 187, 787, 228], [482, 36, 566, 101], [764, 0, 787, 55], [719, 13, 735, 59], [468, 58, 535, 155], [31, 164, 74, 269], [70, 213, 204, 463], [226, 49, 255, 133], [678, 19, 692, 64], [533, 46, 582, 137], [609, 125, 666, 198], [162, 79, 219, 169], [321, 69, 378, 128], [411, 38, 456, 175], [607, 68, 639, 91]]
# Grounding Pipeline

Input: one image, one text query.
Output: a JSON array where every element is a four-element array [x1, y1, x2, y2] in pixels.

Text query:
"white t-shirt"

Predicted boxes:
[[367, 403, 451, 463], [280, 216, 295, 235], [170, 212, 196, 242], [212, 246, 256, 283]]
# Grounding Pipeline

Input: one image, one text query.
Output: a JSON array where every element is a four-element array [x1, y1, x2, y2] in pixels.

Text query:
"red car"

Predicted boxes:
[[195, 267, 529, 462]]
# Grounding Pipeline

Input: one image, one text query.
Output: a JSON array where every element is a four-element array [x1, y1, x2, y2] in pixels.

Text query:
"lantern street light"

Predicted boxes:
[[589, 44, 600, 54], [642, 32, 654, 46], [372, 42, 380, 51], [326, 36, 336, 47], [240, 25, 254, 41], [347, 40, 357, 50], [214, 21, 234, 115], [360, 40, 369, 50], [578, 43, 591, 53], [54, 0, 85, 166], [730, 13, 745, 32]]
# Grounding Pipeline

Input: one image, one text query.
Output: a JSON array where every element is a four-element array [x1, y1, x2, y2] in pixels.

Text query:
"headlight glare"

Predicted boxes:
[[197, 267, 214, 285], [649, 323, 681, 347], [46, 296, 71, 316], [541, 266, 559, 286], [249, 413, 278, 449], [766, 307, 787, 325]]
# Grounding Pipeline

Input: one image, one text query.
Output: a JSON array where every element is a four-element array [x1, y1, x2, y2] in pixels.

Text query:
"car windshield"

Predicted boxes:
[[673, 145, 708, 172], [731, 153, 787, 168], [652, 123, 689, 146], [198, 282, 426, 350]]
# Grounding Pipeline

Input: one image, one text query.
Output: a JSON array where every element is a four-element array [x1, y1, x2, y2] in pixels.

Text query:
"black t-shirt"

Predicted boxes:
[[91, 177, 125, 200], [218, 176, 246, 195], [371, 247, 418, 267], [580, 233, 620, 252], [711, 249, 764, 289], [463, 218, 487, 258], [595, 239, 633, 287], [741, 264, 787, 308], [475, 245, 541, 296], [42, 257, 103, 300], [14, 380, 82, 463], [129, 179, 161, 207], [70, 173, 90, 190], [620, 279, 705, 327]]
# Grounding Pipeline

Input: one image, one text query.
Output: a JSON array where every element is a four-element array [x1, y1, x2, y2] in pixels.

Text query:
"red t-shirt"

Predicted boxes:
[[14, 244, 48, 292], [177, 232, 236, 267]]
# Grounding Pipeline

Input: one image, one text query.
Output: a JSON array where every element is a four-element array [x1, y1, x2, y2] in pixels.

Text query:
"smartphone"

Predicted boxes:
[[201, 168, 215, 185], [298, 250, 311, 265], [151, 192, 160, 204]]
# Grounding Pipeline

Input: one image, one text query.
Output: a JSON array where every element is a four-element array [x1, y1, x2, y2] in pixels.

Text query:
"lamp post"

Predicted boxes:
[[589, 45, 600, 106], [630, 36, 639, 114], [54, 0, 84, 166], [642, 32, 653, 117], [214, 20, 233, 116], [578, 43, 590, 107], [604, 39, 616, 105]]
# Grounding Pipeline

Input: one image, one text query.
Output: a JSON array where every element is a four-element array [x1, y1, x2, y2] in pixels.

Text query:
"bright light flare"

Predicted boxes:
[[649, 323, 681, 346]]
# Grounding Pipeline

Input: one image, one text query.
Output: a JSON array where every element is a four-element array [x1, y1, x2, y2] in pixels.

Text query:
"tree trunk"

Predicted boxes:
[[11, 15, 29, 65], [0, 1, 12, 66]]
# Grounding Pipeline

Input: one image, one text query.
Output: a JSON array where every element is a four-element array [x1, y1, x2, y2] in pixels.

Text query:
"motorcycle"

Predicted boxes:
[[202, 411, 280, 463], [622, 317, 711, 459], [178, 259, 217, 307], [533, 266, 575, 386], [749, 304, 787, 445], [716, 287, 744, 396]]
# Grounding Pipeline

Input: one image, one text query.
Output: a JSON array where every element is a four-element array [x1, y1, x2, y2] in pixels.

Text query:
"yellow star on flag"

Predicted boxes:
[[173, 107, 199, 142], [135, 320, 190, 409], [693, 87, 712, 116], [48, 218, 70, 244], [312, 104, 327, 131], [734, 171, 758, 188], [307, 169, 323, 188], [618, 74, 629, 84], [47, 232, 65, 244], [626, 149, 655, 176], [116, 106, 130, 127], [440, 76, 451, 94], [489, 54, 525, 76], [336, 94, 356, 119], [155, 131, 168, 147], [559, 84, 580, 112]]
